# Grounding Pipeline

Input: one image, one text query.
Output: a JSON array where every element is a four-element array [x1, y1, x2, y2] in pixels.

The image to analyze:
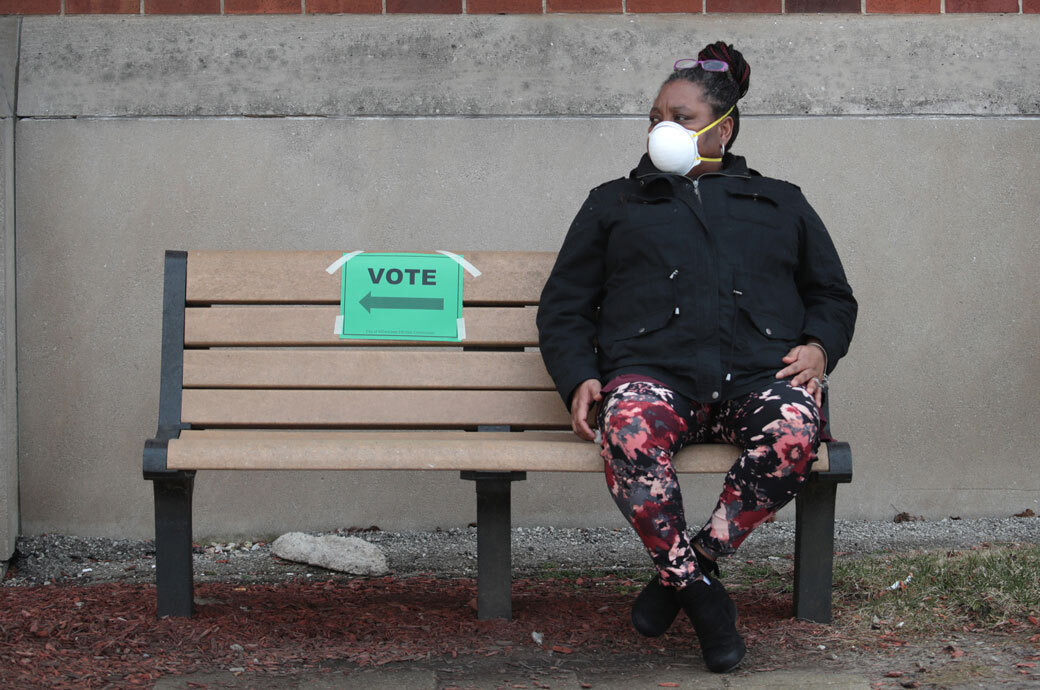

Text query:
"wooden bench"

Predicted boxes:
[[143, 250, 852, 623]]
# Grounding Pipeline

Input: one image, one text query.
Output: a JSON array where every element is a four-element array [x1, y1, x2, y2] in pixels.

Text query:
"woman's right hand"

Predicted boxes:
[[570, 378, 603, 442]]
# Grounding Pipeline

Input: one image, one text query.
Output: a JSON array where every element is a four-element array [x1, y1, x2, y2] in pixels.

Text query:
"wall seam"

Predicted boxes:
[[18, 113, 1040, 122], [7, 16, 21, 548], [15, 4, 1040, 13]]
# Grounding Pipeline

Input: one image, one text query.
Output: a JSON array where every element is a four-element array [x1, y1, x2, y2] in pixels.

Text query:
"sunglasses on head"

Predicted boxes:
[[673, 59, 729, 73]]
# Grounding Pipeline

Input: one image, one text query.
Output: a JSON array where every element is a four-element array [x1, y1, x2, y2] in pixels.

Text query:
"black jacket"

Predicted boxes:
[[537, 153, 857, 407]]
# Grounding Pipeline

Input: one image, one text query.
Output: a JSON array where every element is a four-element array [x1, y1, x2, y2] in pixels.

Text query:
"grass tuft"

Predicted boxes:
[[833, 543, 1040, 633], [530, 544, 1040, 637]]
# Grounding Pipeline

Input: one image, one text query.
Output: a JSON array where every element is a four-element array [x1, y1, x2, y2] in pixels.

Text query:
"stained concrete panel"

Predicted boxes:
[[0, 17, 18, 560], [15, 116, 1040, 538], [0, 19, 17, 118], [0, 117, 14, 558], [16, 15, 1040, 118]]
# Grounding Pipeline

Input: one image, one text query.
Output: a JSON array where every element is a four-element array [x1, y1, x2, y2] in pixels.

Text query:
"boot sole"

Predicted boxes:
[[706, 645, 746, 673], [630, 575, 680, 637], [630, 610, 671, 638]]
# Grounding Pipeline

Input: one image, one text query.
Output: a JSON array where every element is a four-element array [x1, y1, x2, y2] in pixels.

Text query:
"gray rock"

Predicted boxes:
[[270, 532, 390, 576]]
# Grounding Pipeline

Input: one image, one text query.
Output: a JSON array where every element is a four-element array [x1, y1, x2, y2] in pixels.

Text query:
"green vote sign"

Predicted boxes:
[[339, 252, 464, 341]]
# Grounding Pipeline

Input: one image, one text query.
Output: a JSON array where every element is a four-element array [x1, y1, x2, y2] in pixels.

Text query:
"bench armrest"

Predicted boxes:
[[143, 429, 193, 480], [813, 440, 852, 483]]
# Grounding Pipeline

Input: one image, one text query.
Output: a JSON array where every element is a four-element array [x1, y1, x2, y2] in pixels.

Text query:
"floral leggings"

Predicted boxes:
[[599, 379, 820, 587]]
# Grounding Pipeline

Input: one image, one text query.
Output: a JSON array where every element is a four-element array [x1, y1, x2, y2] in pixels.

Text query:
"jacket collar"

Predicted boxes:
[[627, 154, 757, 228], [631, 152, 754, 181]]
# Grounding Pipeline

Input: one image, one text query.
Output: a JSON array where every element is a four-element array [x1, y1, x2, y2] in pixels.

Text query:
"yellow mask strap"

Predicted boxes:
[[691, 105, 735, 162]]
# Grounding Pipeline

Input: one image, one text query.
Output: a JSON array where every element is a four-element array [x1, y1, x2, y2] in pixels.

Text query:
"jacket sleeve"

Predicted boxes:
[[794, 195, 858, 374], [536, 191, 608, 407]]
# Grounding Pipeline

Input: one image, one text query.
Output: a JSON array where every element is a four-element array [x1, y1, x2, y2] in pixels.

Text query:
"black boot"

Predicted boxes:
[[631, 551, 720, 638], [677, 578, 746, 673], [631, 574, 680, 637]]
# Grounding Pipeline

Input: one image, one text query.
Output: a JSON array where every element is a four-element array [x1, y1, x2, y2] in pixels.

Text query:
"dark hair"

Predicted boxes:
[[663, 41, 751, 149]]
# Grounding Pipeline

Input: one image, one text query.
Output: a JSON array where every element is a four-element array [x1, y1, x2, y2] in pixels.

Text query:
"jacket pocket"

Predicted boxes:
[[624, 199, 681, 232], [742, 307, 799, 341], [597, 273, 678, 353], [731, 305, 800, 376], [726, 190, 780, 228]]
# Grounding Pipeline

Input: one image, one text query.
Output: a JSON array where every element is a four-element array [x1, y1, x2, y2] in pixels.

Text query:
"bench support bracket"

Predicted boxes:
[[460, 470, 527, 621], [153, 472, 196, 618], [793, 479, 836, 623], [793, 441, 852, 623]]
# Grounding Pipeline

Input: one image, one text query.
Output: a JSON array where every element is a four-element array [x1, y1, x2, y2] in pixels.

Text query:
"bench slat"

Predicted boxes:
[[184, 305, 538, 347], [167, 430, 830, 472], [184, 250, 556, 305], [181, 390, 570, 428], [183, 350, 557, 389]]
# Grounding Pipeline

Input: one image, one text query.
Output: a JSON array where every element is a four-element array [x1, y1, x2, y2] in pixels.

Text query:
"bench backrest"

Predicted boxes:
[[174, 250, 568, 431]]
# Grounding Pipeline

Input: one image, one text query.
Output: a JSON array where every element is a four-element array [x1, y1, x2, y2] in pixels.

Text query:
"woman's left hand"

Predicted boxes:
[[776, 344, 826, 407]]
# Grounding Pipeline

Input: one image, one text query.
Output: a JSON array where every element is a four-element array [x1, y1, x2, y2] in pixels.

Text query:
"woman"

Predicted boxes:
[[536, 42, 857, 674]]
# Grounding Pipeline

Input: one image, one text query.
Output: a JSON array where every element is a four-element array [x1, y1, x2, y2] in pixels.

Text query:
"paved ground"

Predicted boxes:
[[155, 667, 874, 689]]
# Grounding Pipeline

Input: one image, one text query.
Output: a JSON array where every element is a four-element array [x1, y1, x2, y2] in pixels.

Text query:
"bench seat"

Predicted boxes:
[[169, 430, 832, 473]]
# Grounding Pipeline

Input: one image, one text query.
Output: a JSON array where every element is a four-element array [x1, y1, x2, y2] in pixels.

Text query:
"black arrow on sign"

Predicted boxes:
[[359, 292, 444, 314]]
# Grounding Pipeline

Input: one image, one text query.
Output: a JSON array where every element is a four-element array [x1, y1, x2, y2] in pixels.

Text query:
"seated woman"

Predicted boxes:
[[536, 42, 857, 674]]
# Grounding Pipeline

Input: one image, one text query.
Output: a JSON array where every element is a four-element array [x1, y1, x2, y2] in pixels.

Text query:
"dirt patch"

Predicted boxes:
[[1, 575, 1038, 689], [4, 523, 1040, 687]]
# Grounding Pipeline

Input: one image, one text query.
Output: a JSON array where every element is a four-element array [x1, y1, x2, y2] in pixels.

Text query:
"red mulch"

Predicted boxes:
[[0, 576, 833, 688]]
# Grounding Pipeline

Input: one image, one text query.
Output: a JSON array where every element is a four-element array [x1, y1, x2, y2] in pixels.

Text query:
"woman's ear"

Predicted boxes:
[[719, 116, 734, 148]]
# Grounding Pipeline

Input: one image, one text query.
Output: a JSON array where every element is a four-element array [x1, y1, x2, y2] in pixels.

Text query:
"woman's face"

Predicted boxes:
[[648, 79, 733, 174]]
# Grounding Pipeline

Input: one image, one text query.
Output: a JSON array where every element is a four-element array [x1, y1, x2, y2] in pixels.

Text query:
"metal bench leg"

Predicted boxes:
[[793, 478, 837, 623], [461, 471, 527, 620], [153, 473, 195, 618]]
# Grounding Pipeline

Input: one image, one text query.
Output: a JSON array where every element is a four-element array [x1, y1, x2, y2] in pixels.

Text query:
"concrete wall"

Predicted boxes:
[[0, 17, 17, 560], [13, 15, 1040, 538]]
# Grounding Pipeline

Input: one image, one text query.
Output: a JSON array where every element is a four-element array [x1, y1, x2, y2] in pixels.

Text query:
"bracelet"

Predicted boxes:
[[805, 341, 828, 374]]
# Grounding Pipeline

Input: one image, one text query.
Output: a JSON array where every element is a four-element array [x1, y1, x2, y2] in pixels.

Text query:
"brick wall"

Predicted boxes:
[[1, 0, 1036, 15]]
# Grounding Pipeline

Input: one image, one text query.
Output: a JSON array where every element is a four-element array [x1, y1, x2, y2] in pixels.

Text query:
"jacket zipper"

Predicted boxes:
[[636, 170, 754, 389], [725, 288, 742, 383], [670, 269, 680, 316], [690, 171, 751, 385]]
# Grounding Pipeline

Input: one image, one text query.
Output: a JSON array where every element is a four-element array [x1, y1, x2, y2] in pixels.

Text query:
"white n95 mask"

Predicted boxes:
[[646, 106, 734, 175]]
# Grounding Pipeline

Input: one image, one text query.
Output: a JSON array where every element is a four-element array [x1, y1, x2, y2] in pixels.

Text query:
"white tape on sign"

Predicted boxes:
[[325, 250, 365, 275], [456, 318, 467, 341], [334, 315, 343, 335], [436, 250, 481, 277]]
